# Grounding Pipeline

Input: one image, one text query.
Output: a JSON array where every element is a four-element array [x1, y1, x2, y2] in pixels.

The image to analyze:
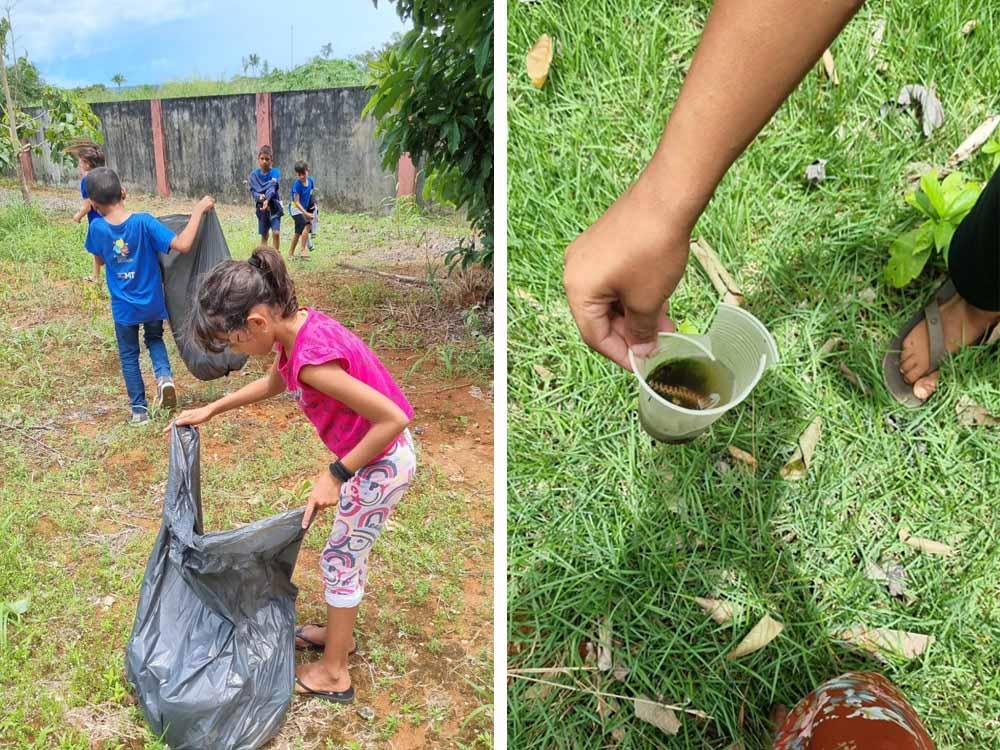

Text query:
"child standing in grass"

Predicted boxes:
[[288, 160, 316, 261], [172, 246, 416, 704], [249, 145, 283, 251], [70, 140, 106, 283], [84, 166, 215, 424]]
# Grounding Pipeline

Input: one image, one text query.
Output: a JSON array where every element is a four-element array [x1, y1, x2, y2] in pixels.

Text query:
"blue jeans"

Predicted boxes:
[[114, 320, 173, 413]]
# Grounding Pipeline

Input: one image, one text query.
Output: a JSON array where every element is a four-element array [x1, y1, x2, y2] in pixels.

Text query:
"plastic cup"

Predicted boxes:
[[628, 304, 779, 443]]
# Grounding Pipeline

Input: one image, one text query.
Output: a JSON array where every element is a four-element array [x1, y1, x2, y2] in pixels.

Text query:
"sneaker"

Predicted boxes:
[[130, 411, 150, 426], [157, 377, 177, 411]]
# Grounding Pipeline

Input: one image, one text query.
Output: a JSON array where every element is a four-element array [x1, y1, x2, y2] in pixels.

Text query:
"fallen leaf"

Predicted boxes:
[[948, 115, 1000, 165], [804, 159, 827, 185], [864, 559, 908, 598], [726, 446, 757, 472], [597, 694, 619, 720], [837, 625, 933, 659], [695, 597, 743, 625], [533, 363, 554, 384], [858, 287, 877, 304], [612, 664, 630, 682], [867, 19, 886, 60], [955, 395, 1000, 427], [526, 34, 554, 89], [780, 417, 822, 481], [897, 84, 945, 137], [597, 618, 613, 672], [634, 695, 681, 735], [513, 287, 543, 310], [960, 19, 979, 36], [726, 615, 784, 660], [819, 336, 842, 356], [820, 49, 839, 86], [837, 361, 868, 395], [899, 527, 956, 557]]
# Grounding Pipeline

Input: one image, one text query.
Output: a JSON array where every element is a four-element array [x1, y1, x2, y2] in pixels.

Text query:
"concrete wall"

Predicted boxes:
[[22, 87, 402, 211]]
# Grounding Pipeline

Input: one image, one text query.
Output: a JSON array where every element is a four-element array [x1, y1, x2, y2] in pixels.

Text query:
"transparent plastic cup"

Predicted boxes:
[[628, 304, 779, 443]]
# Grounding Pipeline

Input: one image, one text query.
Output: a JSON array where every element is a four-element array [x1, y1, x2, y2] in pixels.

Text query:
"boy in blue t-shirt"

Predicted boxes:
[[249, 144, 282, 250], [70, 141, 106, 283], [84, 167, 216, 425], [288, 159, 316, 261]]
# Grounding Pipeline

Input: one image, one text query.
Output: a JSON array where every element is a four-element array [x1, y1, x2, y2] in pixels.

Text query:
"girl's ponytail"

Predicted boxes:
[[190, 245, 299, 352]]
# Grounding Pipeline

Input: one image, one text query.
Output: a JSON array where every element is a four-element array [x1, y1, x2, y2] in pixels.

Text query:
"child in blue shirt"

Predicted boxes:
[[70, 141, 106, 283], [84, 167, 216, 424], [288, 159, 316, 261], [249, 144, 282, 251]]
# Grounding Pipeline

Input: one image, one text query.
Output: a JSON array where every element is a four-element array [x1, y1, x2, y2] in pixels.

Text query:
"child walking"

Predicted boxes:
[[70, 140, 107, 283], [171, 246, 416, 704], [249, 145, 283, 250], [288, 160, 316, 261], [84, 166, 216, 423]]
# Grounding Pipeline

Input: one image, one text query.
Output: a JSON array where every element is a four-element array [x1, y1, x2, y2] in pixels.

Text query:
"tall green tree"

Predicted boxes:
[[111, 73, 126, 89], [365, 1, 493, 269]]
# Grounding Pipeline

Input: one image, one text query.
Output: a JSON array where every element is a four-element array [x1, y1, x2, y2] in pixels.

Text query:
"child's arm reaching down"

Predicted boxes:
[[73, 199, 91, 223], [299, 362, 411, 527], [169, 196, 216, 253], [168, 355, 286, 431]]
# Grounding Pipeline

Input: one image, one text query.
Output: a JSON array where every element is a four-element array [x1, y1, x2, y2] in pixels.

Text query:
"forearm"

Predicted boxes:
[[338, 417, 409, 474], [207, 373, 284, 416], [639, 0, 864, 230], [174, 208, 207, 252]]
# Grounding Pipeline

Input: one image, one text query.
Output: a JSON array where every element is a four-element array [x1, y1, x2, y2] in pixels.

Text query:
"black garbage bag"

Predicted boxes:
[[126, 425, 305, 749], [158, 211, 248, 380]]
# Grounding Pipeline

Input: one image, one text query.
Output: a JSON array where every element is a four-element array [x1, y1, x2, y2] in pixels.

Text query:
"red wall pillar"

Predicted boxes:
[[396, 152, 416, 197], [150, 99, 170, 197], [256, 92, 272, 149]]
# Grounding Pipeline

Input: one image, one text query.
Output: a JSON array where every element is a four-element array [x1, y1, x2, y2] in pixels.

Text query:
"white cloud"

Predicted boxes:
[[8, 0, 211, 63]]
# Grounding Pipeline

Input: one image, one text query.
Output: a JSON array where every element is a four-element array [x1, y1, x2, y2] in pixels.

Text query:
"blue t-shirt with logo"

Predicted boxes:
[[291, 175, 314, 211], [80, 178, 101, 223], [85, 212, 175, 325]]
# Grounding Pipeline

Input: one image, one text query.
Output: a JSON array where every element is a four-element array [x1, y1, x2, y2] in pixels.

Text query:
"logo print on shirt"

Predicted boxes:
[[113, 238, 130, 258]]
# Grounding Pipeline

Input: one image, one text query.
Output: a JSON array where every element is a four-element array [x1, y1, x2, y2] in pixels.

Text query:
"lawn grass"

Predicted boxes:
[[508, 2, 1000, 748], [0, 202, 492, 749]]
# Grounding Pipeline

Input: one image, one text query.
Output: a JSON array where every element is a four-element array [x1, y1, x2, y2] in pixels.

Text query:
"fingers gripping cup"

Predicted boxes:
[[628, 304, 779, 443]]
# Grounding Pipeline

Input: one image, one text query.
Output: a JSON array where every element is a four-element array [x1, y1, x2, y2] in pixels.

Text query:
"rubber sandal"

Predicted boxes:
[[294, 675, 355, 704], [882, 279, 957, 408], [294, 624, 359, 654]]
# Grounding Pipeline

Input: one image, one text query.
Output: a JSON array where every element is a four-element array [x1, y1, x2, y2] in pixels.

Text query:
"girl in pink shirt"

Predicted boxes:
[[172, 245, 416, 705]]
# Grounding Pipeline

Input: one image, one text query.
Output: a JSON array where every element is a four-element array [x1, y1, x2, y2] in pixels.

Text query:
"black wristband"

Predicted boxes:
[[329, 460, 354, 482]]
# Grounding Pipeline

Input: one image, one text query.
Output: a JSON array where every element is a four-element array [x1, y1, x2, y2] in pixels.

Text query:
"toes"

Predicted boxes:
[[912, 372, 940, 400]]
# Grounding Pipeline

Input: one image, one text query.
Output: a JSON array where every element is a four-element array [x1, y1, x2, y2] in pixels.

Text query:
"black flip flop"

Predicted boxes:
[[294, 675, 355, 704], [882, 279, 957, 408], [294, 624, 359, 654]]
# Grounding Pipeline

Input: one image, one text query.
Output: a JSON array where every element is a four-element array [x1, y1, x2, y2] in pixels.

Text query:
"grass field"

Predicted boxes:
[[508, 2, 1000, 748], [0, 192, 493, 749]]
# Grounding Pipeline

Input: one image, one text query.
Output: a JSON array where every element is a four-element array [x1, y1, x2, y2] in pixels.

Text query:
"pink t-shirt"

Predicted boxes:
[[276, 308, 414, 459]]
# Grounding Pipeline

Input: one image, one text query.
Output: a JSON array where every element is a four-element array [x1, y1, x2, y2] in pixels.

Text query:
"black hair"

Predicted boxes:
[[294, 160, 308, 174], [65, 139, 106, 169], [189, 245, 299, 353], [83, 167, 123, 206], [258, 145, 273, 158]]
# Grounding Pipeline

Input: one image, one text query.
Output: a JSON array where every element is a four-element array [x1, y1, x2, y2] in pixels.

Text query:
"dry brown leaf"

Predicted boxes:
[[532, 363, 554, 384], [899, 527, 956, 557], [634, 695, 681, 735], [804, 159, 827, 185], [838, 625, 934, 659], [513, 287, 543, 310], [726, 615, 784, 660], [612, 664, 630, 682], [689, 238, 744, 306], [597, 618, 613, 672], [955, 395, 1000, 427], [820, 49, 839, 85], [695, 597, 743, 625], [867, 19, 886, 60], [780, 417, 822, 481], [897, 84, 945, 138], [819, 336, 842, 356], [726, 446, 757, 472], [960, 19, 979, 36], [864, 559, 908, 598], [948, 115, 1000, 165], [526, 34, 554, 89], [837, 361, 868, 395]]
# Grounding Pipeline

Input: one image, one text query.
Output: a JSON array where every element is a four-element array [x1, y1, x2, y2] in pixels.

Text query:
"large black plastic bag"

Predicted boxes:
[[126, 425, 306, 749], [158, 211, 248, 380]]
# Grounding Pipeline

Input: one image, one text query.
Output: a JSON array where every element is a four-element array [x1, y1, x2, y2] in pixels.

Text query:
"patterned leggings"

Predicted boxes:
[[320, 430, 417, 608]]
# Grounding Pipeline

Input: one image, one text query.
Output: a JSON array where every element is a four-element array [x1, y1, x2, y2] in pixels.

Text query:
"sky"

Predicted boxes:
[[6, 1, 409, 89]]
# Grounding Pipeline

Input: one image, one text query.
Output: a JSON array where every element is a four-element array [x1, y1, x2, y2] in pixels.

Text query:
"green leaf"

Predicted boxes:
[[983, 139, 1000, 154], [886, 234, 932, 288], [940, 171, 966, 195], [944, 184, 981, 221], [933, 221, 956, 253], [906, 189, 934, 217], [919, 171, 946, 219]]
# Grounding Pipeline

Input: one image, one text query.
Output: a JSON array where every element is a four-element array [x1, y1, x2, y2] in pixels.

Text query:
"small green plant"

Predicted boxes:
[[885, 170, 982, 287], [0, 596, 29, 649], [982, 134, 1000, 171]]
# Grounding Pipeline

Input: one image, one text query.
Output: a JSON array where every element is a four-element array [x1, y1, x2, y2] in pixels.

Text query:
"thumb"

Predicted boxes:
[[302, 499, 315, 529]]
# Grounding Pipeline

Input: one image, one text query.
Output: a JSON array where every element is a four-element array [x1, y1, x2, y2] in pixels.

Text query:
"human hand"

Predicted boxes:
[[303, 469, 342, 529], [73, 213, 83, 223], [166, 405, 215, 433], [563, 180, 690, 370], [197, 196, 215, 213]]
